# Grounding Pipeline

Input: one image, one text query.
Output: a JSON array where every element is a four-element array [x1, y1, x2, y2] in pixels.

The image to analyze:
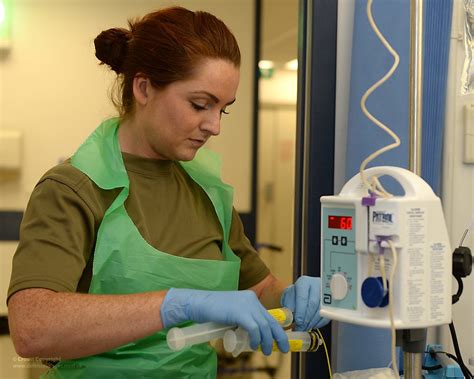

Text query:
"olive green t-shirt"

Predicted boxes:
[[8, 153, 269, 301]]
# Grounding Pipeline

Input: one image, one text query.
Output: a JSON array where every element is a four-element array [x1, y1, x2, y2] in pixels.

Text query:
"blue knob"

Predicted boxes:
[[361, 277, 389, 308]]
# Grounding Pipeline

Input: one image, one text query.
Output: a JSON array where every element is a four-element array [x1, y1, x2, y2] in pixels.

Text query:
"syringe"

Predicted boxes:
[[223, 327, 321, 357], [167, 307, 293, 351]]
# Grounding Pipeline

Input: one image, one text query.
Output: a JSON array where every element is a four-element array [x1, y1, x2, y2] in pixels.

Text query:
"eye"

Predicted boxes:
[[220, 108, 230, 115], [190, 102, 207, 111]]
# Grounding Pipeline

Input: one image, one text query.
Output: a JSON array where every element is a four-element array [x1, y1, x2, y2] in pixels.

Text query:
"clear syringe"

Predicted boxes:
[[223, 327, 321, 357], [167, 307, 293, 351]]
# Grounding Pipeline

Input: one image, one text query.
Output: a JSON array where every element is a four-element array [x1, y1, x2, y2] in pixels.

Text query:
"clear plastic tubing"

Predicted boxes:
[[223, 328, 320, 357], [167, 307, 293, 351]]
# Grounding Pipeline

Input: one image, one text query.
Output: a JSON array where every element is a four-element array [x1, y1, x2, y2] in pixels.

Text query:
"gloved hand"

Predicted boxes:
[[161, 288, 290, 355], [280, 276, 330, 331]]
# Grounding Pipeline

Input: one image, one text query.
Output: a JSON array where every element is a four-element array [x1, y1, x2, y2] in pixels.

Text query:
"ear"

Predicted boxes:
[[132, 75, 150, 106]]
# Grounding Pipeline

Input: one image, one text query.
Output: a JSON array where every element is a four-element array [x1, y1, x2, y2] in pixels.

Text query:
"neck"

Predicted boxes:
[[117, 118, 136, 153], [118, 118, 156, 159]]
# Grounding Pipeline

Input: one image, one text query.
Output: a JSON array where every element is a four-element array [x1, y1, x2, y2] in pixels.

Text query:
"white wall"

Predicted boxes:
[[259, 70, 297, 105], [0, 0, 255, 212], [441, 0, 474, 365], [334, 0, 355, 193], [0, 2, 255, 377], [257, 70, 297, 379]]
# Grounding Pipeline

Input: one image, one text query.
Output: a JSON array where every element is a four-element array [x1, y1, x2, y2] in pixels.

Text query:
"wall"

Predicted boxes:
[[0, 0, 255, 212], [441, 0, 474, 365], [257, 69, 297, 284], [257, 69, 297, 379], [0, 1, 255, 377], [259, 70, 297, 106]]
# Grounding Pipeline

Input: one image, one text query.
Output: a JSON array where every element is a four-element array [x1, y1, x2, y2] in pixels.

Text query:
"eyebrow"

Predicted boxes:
[[190, 91, 236, 106]]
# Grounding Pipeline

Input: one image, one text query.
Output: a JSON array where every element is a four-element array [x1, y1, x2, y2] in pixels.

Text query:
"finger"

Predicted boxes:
[[244, 321, 262, 351], [303, 283, 320, 330], [254, 313, 274, 355], [313, 316, 330, 330], [281, 286, 296, 311], [268, 317, 289, 353], [294, 279, 311, 329]]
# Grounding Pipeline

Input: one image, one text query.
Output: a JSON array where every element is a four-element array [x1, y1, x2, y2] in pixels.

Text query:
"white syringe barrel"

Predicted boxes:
[[167, 307, 293, 351], [223, 328, 319, 357], [167, 322, 232, 351]]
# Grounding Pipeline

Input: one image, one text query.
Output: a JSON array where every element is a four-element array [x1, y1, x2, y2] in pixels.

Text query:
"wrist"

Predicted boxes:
[[160, 288, 191, 328]]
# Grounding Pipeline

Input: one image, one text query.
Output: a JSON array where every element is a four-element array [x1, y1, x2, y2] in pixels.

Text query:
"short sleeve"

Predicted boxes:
[[7, 175, 97, 302], [228, 208, 270, 289]]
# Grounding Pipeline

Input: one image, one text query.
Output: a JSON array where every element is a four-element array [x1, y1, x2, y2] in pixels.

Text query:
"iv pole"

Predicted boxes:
[[401, 1, 425, 379], [408, 0, 423, 175]]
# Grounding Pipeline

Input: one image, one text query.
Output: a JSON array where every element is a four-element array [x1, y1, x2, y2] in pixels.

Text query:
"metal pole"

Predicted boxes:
[[405, 1, 425, 378], [408, 0, 423, 175], [292, 0, 312, 376], [399, 329, 426, 379], [404, 353, 423, 379], [298, 0, 313, 375]]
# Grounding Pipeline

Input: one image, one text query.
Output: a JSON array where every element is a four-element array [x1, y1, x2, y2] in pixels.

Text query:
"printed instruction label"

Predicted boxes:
[[430, 241, 447, 321], [405, 207, 427, 323]]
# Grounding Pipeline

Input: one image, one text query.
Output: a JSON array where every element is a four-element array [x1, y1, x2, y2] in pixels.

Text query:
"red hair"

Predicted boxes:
[[94, 6, 241, 118]]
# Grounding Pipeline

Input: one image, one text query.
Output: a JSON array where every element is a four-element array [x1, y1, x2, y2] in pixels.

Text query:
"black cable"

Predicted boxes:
[[422, 364, 443, 371], [448, 322, 473, 378], [452, 276, 463, 305]]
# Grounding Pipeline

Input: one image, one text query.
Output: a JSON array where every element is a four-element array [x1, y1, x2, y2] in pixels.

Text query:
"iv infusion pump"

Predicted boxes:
[[320, 166, 452, 329]]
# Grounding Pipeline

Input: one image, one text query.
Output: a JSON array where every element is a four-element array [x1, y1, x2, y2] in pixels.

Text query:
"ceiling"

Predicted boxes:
[[261, 0, 299, 68]]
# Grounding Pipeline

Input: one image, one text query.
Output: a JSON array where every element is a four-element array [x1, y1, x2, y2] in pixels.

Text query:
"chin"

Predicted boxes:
[[177, 149, 198, 162]]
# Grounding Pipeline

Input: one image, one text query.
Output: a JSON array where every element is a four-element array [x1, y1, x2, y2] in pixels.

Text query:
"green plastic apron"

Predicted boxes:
[[42, 118, 241, 378]]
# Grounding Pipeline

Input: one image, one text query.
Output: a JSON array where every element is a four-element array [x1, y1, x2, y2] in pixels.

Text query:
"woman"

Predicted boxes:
[[7, 6, 327, 378]]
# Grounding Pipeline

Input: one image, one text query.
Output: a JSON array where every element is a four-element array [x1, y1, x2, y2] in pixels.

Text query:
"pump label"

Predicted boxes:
[[405, 207, 427, 323], [372, 211, 395, 224], [429, 242, 448, 321]]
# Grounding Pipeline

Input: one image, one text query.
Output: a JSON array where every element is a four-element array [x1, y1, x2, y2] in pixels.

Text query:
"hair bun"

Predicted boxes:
[[94, 28, 131, 74]]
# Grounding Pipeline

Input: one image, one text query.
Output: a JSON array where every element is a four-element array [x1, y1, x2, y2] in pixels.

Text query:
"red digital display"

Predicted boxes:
[[328, 215, 352, 230]]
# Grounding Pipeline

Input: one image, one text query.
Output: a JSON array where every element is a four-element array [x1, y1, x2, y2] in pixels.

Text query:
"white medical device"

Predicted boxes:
[[320, 166, 452, 329]]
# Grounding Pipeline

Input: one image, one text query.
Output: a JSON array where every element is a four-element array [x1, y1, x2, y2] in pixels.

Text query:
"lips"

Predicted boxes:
[[189, 138, 205, 148]]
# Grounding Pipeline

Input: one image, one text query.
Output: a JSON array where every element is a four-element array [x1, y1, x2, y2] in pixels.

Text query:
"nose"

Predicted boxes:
[[201, 112, 221, 136]]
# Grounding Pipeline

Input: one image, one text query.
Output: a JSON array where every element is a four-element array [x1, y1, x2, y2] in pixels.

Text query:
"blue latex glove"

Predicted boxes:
[[280, 276, 330, 331], [161, 288, 289, 355]]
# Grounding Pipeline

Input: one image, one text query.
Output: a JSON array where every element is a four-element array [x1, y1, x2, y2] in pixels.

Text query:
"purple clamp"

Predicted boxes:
[[362, 191, 377, 206]]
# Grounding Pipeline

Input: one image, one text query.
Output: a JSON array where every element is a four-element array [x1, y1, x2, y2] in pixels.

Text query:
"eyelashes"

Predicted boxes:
[[190, 102, 207, 111], [190, 102, 230, 115]]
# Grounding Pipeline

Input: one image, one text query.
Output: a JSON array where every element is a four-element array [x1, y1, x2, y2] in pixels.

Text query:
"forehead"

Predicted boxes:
[[171, 59, 240, 101]]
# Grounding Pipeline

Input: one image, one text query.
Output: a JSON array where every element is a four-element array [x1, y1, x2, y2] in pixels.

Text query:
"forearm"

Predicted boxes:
[[250, 274, 287, 309], [8, 288, 167, 360]]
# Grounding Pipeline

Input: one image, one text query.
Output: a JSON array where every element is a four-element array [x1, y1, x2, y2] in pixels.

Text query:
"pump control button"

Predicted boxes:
[[361, 277, 389, 308], [330, 273, 348, 300]]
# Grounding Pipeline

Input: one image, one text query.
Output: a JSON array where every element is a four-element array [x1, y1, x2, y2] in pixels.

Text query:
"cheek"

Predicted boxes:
[[155, 107, 184, 139], [171, 109, 200, 136]]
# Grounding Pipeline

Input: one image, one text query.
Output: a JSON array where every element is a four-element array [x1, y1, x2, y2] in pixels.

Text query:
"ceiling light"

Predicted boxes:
[[258, 60, 274, 70], [285, 59, 298, 71]]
